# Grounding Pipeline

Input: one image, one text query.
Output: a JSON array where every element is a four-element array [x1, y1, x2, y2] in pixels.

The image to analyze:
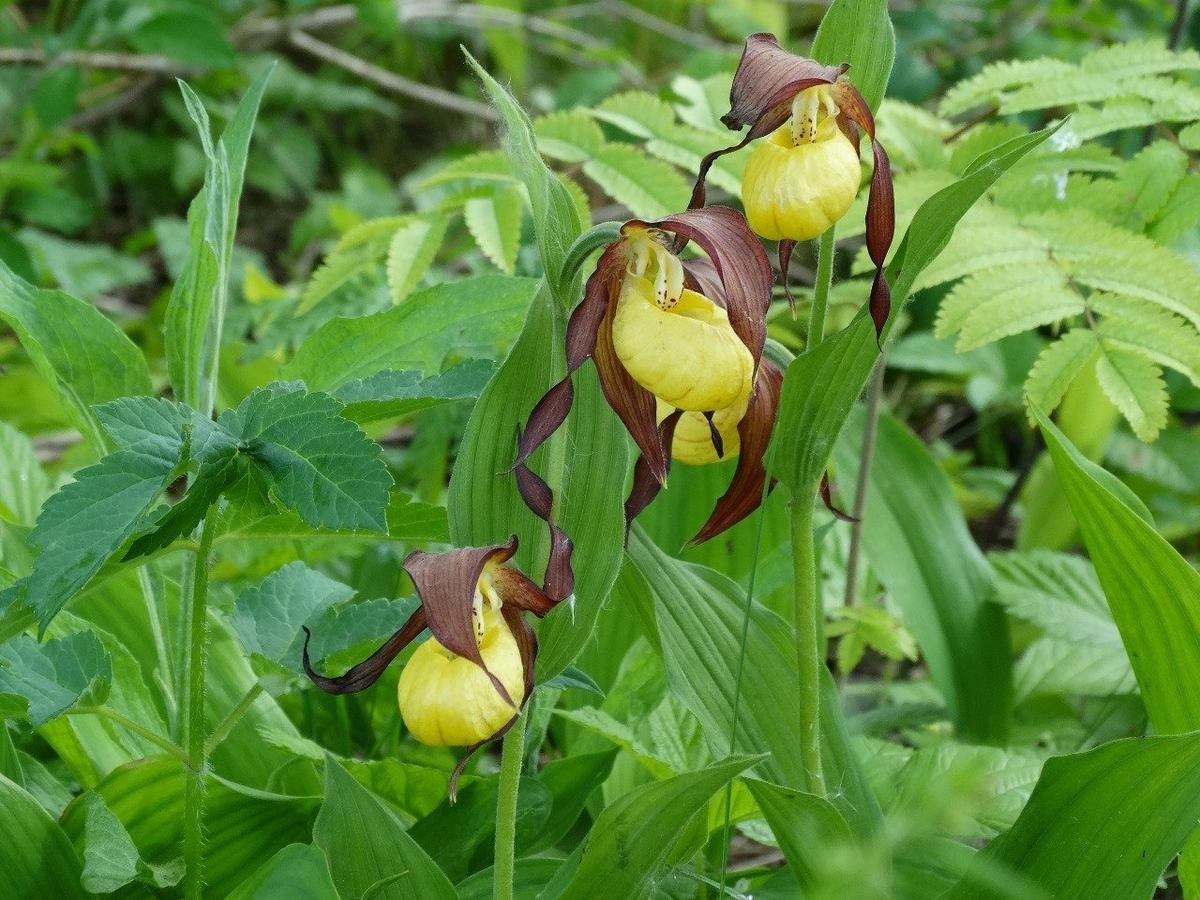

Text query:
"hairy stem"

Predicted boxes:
[[844, 355, 885, 606], [182, 517, 215, 900], [808, 227, 836, 349], [494, 712, 528, 900], [791, 497, 827, 796]]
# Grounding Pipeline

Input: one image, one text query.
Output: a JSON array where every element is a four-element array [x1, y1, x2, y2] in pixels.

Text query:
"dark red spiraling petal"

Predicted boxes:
[[403, 540, 522, 706], [513, 458, 575, 603], [688, 34, 844, 210], [640, 207, 773, 370], [869, 269, 891, 349], [689, 360, 783, 545], [624, 409, 683, 529], [302, 607, 428, 694], [820, 471, 859, 523], [778, 239, 797, 316]]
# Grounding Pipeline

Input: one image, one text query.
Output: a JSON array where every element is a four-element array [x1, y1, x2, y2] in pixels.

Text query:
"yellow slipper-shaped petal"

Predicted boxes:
[[742, 119, 861, 242], [613, 275, 753, 412], [398, 606, 525, 747], [658, 397, 748, 466]]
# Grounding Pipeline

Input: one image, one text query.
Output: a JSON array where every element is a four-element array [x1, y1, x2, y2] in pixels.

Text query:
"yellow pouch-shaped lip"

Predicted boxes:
[[397, 606, 525, 747], [658, 397, 747, 466], [742, 120, 861, 242], [613, 275, 753, 412]]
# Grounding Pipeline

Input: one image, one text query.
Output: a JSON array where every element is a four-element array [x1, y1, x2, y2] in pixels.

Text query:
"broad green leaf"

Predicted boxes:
[[457, 859, 561, 900], [811, 0, 896, 111], [770, 127, 1056, 498], [833, 410, 1011, 742], [79, 792, 183, 893], [0, 632, 110, 725], [227, 843, 339, 900], [447, 285, 629, 682], [231, 563, 356, 672], [0, 263, 151, 449], [1037, 407, 1200, 733], [557, 755, 762, 900], [623, 528, 882, 834], [333, 359, 496, 424], [285, 275, 538, 391], [746, 780, 853, 888], [0, 421, 50, 526], [0, 773, 86, 898], [465, 184, 524, 273], [220, 384, 392, 532], [387, 215, 448, 303], [131, 11, 234, 67], [301, 596, 419, 672], [314, 757, 456, 900], [945, 734, 1200, 899], [465, 50, 582, 292], [60, 757, 318, 899]]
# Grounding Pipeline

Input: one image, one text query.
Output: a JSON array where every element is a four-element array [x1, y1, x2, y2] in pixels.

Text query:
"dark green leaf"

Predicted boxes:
[[811, 0, 896, 111], [746, 780, 853, 888], [0, 632, 111, 725], [0, 773, 85, 898], [227, 843, 339, 900], [333, 359, 497, 424], [131, 12, 235, 67]]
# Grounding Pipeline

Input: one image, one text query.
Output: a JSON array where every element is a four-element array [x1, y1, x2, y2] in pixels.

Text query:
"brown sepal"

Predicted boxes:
[[689, 360, 783, 545], [302, 606, 428, 695], [682, 258, 725, 307], [403, 540, 522, 707], [778, 239, 797, 316], [513, 456, 576, 602], [820, 471, 859, 523], [624, 409, 682, 529]]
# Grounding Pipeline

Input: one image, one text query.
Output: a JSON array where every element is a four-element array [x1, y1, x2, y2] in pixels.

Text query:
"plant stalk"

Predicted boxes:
[[182, 516, 215, 900], [843, 355, 886, 606], [494, 711, 527, 900], [791, 496, 827, 797], [807, 227, 836, 348]]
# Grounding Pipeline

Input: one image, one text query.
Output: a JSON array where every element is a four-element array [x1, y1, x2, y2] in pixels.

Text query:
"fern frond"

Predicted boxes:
[[877, 100, 953, 170], [1081, 40, 1200, 80], [671, 73, 733, 132], [1095, 345, 1168, 441], [919, 217, 1049, 290], [534, 111, 604, 163], [386, 215, 447, 304], [1091, 294, 1200, 385], [420, 151, 517, 190], [1114, 141, 1189, 231], [557, 173, 591, 231], [641, 124, 744, 195], [301, 217, 407, 312], [1026, 211, 1200, 328], [938, 262, 1082, 350], [1068, 100, 1163, 141], [581, 143, 690, 218], [1024, 329, 1100, 417], [940, 58, 1075, 116], [1181, 122, 1200, 150], [464, 185, 523, 274], [1149, 173, 1200, 244], [592, 91, 677, 139]]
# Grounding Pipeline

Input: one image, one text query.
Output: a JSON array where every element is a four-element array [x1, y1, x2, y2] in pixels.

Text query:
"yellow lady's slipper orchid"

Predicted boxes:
[[742, 86, 861, 242], [658, 397, 747, 466], [398, 603, 524, 747], [302, 537, 555, 798]]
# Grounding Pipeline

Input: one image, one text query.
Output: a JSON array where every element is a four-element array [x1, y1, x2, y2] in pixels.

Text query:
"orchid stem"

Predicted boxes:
[[494, 711, 527, 900], [844, 355, 885, 607], [182, 515, 215, 900], [808, 227, 836, 350], [791, 496, 826, 797]]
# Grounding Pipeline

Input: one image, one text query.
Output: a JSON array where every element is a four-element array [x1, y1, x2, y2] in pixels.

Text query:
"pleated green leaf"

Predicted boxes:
[[834, 409, 1011, 742], [0, 773, 86, 898], [227, 843, 339, 900], [746, 780, 854, 888], [812, 0, 896, 111], [314, 757, 456, 900], [557, 754, 763, 900], [944, 734, 1200, 899], [1036, 406, 1200, 733]]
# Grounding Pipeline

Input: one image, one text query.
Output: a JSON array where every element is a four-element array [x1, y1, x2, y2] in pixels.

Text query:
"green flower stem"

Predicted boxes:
[[494, 711, 527, 900], [182, 516, 215, 900], [791, 496, 827, 797], [791, 225, 836, 797], [808, 226, 836, 349]]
